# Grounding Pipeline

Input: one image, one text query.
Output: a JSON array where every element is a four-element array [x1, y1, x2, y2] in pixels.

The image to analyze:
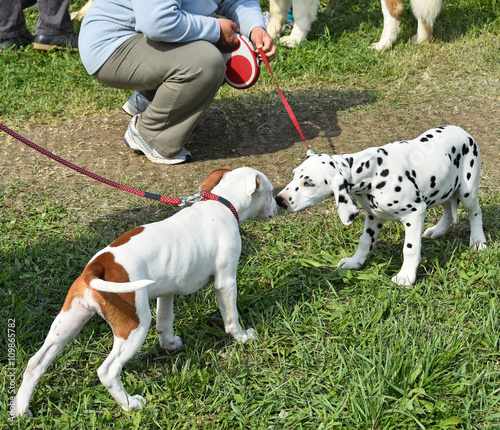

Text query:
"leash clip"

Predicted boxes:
[[178, 191, 203, 207]]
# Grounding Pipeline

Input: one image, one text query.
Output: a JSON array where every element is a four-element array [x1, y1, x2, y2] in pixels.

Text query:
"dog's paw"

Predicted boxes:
[[279, 35, 303, 47], [15, 408, 33, 418], [471, 239, 487, 251], [337, 258, 363, 270], [159, 335, 183, 351], [370, 40, 392, 51], [423, 225, 446, 239], [391, 272, 415, 286], [239, 328, 258, 344], [122, 395, 146, 411]]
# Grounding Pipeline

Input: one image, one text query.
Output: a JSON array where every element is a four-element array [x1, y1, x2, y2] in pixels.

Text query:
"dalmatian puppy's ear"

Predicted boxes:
[[331, 175, 360, 225]]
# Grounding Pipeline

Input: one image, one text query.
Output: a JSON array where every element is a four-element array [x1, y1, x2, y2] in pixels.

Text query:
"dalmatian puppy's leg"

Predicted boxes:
[[458, 184, 488, 251], [392, 210, 426, 286], [337, 214, 385, 270], [156, 294, 183, 351], [423, 199, 454, 240]]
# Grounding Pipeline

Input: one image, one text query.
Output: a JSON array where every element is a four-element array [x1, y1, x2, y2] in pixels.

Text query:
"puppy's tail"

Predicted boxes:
[[90, 278, 155, 293]]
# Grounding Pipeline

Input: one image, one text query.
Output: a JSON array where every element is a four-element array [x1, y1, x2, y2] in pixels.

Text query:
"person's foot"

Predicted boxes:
[[33, 33, 78, 51], [0, 34, 33, 51], [124, 115, 192, 165], [122, 92, 151, 116]]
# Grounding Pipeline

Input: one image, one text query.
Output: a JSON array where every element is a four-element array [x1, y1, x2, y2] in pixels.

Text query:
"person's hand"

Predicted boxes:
[[250, 26, 276, 62], [217, 18, 240, 47]]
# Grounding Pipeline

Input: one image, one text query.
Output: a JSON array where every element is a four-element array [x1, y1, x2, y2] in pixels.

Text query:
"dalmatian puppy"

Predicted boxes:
[[276, 125, 487, 285]]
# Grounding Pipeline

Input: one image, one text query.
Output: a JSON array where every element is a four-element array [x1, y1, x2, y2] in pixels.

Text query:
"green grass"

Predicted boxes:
[[1, 0, 500, 428]]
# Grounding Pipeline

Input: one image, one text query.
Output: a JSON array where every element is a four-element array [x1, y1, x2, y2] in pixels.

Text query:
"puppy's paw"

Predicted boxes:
[[122, 394, 146, 411], [391, 272, 415, 286], [337, 258, 364, 270], [470, 239, 487, 251], [239, 328, 258, 344], [16, 408, 33, 418], [159, 335, 183, 351], [423, 226, 446, 239]]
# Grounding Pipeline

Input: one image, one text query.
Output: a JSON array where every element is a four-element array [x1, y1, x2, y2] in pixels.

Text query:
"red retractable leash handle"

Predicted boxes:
[[258, 47, 310, 151]]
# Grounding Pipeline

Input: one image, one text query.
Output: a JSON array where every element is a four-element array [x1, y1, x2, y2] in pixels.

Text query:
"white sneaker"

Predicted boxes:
[[124, 116, 192, 165], [122, 92, 150, 116]]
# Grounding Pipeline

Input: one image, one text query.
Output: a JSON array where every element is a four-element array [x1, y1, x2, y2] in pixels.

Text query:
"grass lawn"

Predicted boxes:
[[1, 0, 499, 428]]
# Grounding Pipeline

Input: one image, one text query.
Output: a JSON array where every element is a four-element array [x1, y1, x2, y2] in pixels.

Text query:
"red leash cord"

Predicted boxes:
[[258, 47, 310, 150], [0, 122, 187, 205]]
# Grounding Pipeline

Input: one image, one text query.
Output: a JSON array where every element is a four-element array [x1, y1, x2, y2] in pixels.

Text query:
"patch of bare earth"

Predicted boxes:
[[1, 82, 498, 227]]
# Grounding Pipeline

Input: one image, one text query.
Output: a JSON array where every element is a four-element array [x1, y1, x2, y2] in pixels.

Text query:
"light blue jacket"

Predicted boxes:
[[79, 0, 266, 75]]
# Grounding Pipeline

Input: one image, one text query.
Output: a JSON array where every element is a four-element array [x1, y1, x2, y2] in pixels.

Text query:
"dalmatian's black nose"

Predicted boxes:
[[275, 195, 288, 209]]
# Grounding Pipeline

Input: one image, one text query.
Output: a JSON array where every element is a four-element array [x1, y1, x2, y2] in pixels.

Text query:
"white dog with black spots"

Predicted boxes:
[[276, 125, 487, 285]]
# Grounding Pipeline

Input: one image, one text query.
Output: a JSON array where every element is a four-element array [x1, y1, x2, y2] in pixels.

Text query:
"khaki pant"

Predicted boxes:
[[95, 34, 226, 158]]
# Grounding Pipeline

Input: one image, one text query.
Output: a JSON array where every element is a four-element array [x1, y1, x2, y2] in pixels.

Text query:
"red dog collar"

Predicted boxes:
[[201, 190, 239, 224]]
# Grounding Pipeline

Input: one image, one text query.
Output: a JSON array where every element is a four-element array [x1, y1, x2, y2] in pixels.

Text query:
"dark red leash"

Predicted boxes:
[[0, 122, 239, 222], [258, 47, 310, 150]]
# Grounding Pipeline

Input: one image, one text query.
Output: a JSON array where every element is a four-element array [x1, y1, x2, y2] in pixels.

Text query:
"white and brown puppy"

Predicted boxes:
[[276, 126, 487, 285], [267, 0, 442, 49], [15, 167, 277, 417]]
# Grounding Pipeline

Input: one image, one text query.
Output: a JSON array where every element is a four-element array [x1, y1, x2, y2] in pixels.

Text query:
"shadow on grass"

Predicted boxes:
[[190, 88, 377, 161]]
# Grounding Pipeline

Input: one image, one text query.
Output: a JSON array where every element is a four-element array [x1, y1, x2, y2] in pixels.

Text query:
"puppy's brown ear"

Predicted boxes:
[[199, 169, 232, 191]]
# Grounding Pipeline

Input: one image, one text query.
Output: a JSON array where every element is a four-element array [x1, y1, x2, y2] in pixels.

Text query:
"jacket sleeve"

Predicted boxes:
[[132, 0, 221, 43]]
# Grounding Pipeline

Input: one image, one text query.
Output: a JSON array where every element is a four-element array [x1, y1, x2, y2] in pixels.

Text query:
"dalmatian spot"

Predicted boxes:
[[407, 243, 413, 248], [347, 157, 354, 168], [464, 193, 470, 198], [420, 137, 429, 142], [367, 228, 375, 237], [377, 157, 383, 166], [376, 181, 386, 189], [398, 176, 403, 182], [451, 146, 456, 154], [470, 159, 475, 168], [453, 154, 462, 168], [381, 169, 389, 177], [368, 215, 375, 220], [329, 161, 336, 169], [395, 186, 402, 192], [430, 190, 439, 198], [377, 148, 389, 156], [462, 144, 470, 156], [356, 164, 364, 174], [467, 172, 472, 180], [426, 134, 434, 139], [377, 223, 383, 229], [406, 222, 411, 227], [430, 176, 437, 188], [365, 160, 371, 169]]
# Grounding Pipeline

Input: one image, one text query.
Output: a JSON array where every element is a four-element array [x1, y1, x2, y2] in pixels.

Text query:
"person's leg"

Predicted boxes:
[[33, 0, 77, 49], [35, 0, 72, 35], [95, 34, 225, 159], [0, 0, 33, 48]]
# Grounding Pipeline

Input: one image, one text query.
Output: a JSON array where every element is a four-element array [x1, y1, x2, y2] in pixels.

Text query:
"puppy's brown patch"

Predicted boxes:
[[385, 0, 404, 20], [110, 226, 145, 247], [200, 169, 232, 191], [61, 252, 140, 340]]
